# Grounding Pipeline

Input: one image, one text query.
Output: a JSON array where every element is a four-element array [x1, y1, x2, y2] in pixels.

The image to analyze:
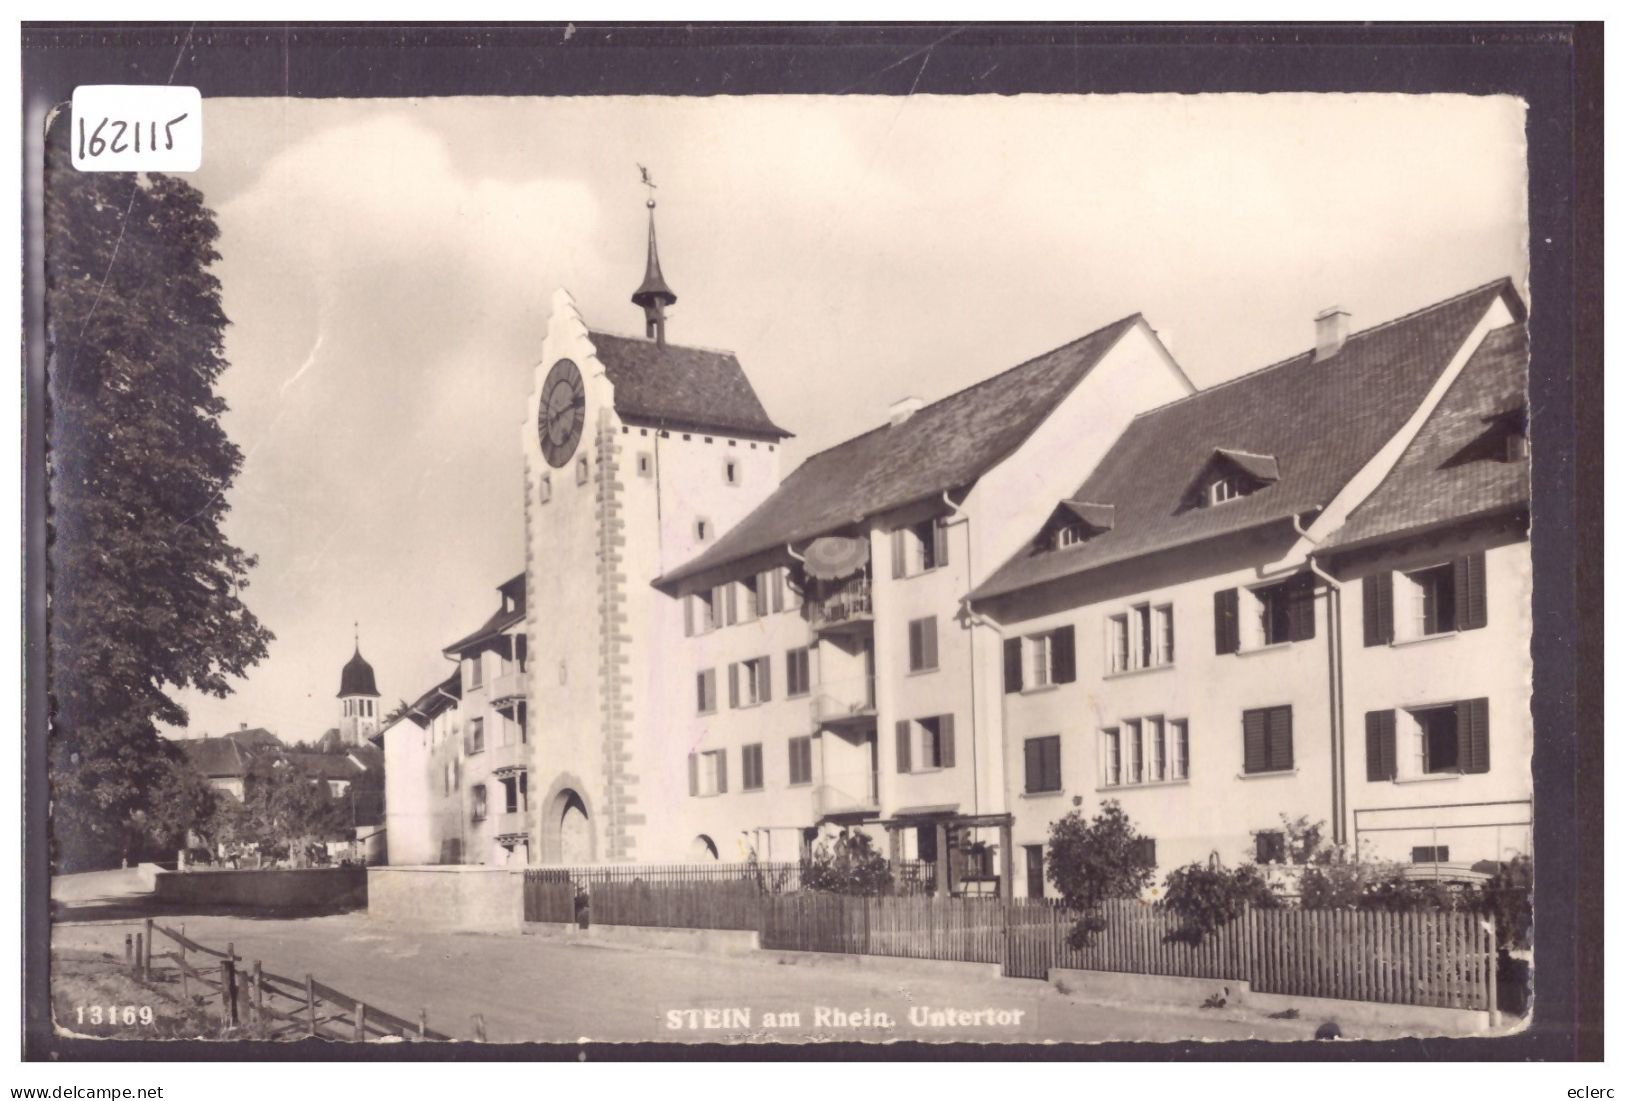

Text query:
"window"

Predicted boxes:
[[1101, 727, 1122, 787], [500, 773, 528, 814], [685, 589, 718, 636], [1208, 475, 1244, 505], [1133, 604, 1152, 668], [538, 473, 552, 503], [471, 784, 487, 822], [1130, 838, 1157, 867], [1125, 719, 1143, 784], [1108, 614, 1130, 673], [723, 457, 740, 485], [1024, 845, 1046, 898], [574, 455, 589, 486], [1146, 717, 1166, 782], [788, 736, 813, 786], [1255, 830, 1286, 864], [1242, 705, 1294, 774], [694, 517, 711, 542], [466, 655, 483, 689], [1415, 706, 1460, 773], [695, 669, 718, 715], [1412, 845, 1451, 863], [689, 749, 727, 797], [907, 616, 939, 673], [1024, 735, 1062, 794], [895, 715, 956, 773], [1367, 700, 1488, 780], [1170, 720, 1190, 780], [1364, 554, 1486, 645], [1218, 578, 1313, 652], [467, 717, 485, 755], [1254, 583, 1295, 645], [785, 647, 811, 697], [742, 743, 764, 791], [1153, 605, 1174, 666], [890, 518, 949, 578], [442, 760, 458, 795], [636, 452, 653, 477], [1055, 524, 1089, 549], [729, 656, 771, 708]]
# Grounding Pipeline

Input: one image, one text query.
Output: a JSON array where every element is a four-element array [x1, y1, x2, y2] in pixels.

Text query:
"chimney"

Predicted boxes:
[[1314, 306, 1351, 361], [889, 396, 925, 425], [239, 722, 247, 730]]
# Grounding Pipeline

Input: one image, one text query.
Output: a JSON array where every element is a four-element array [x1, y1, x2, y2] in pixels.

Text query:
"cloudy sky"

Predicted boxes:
[[170, 93, 1528, 743]]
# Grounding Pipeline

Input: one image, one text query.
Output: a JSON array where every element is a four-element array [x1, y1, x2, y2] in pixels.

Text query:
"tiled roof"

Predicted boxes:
[[972, 279, 1523, 602], [1321, 323, 1529, 551], [388, 673, 462, 730], [442, 605, 524, 657], [588, 331, 791, 440], [284, 751, 363, 781], [656, 314, 1148, 589], [180, 737, 251, 779]]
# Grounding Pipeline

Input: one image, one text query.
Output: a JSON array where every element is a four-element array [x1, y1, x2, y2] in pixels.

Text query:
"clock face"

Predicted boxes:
[[538, 358, 586, 469]]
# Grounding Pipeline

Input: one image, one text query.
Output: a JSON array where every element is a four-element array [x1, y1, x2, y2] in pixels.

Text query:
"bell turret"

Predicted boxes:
[[631, 198, 677, 344]]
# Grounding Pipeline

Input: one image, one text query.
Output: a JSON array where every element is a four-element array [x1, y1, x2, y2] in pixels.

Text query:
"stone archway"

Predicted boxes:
[[555, 789, 591, 865]]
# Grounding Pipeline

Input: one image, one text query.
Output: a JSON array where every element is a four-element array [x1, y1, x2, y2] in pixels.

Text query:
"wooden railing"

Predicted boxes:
[[128, 919, 458, 1041]]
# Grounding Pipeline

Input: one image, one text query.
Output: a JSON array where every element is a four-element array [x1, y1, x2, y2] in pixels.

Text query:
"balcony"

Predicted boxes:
[[491, 810, 529, 841], [808, 580, 873, 636], [488, 668, 529, 713], [486, 739, 529, 774], [814, 772, 880, 818], [812, 675, 877, 730]]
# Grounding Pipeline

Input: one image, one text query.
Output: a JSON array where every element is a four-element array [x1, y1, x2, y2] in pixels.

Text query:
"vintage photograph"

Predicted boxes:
[[28, 26, 1587, 1060]]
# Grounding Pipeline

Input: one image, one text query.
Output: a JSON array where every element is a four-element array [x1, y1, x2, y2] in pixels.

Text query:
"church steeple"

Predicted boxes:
[[336, 625, 380, 747], [630, 168, 677, 345]]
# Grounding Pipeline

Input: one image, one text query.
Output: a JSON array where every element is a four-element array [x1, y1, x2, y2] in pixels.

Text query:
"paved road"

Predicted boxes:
[[52, 907, 1408, 1045]]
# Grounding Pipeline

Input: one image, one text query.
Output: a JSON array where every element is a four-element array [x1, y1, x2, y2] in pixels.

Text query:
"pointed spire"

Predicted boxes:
[[631, 170, 677, 344]]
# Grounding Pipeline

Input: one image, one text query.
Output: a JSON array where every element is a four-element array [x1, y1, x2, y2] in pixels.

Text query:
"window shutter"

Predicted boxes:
[[759, 657, 772, 702], [1365, 709, 1396, 781], [934, 519, 950, 568], [688, 752, 698, 797], [696, 673, 705, 714], [1024, 740, 1041, 792], [907, 619, 922, 671], [1044, 736, 1061, 791], [772, 569, 785, 613], [716, 750, 728, 794], [725, 583, 738, 626], [1457, 697, 1490, 773], [1052, 626, 1076, 684], [895, 720, 912, 773], [684, 595, 694, 637], [1004, 637, 1023, 693], [1214, 589, 1240, 654], [891, 528, 907, 579], [1289, 576, 1317, 642], [1363, 572, 1393, 646], [939, 715, 956, 769], [1242, 709, 1267, 773], [728, 663, 739, 709], [922, 617, 938, 671], [1270, 706, 1294, 771], [712, 585, 726, 628], [1455, 552, 1488, 630]]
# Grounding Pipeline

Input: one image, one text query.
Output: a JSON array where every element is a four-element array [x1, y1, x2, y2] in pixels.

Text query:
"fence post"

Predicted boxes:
[[221, 960, 238, 1029], [251, 961, 263, 1029], [143, 918, 154, 979], [306, 974, 317, 1037], [133, 933, 144, 981], [354, 1001, 366, 1042], [473, 1013, 487, 1042], [179, 938, 189, 1002], [124, 933, 132, 971], [419, 1009, 429, 1041], [1486, 914, 1500, 1026]]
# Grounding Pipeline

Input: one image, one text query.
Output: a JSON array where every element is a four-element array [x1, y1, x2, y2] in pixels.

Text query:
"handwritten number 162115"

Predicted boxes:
[[77, 113, 189, 159]]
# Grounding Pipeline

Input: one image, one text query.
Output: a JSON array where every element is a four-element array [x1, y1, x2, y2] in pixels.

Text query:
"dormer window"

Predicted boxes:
[[1209, 475, 1246, 506], [1055, 524, 1089, 549], [1037, 500, 1114, 553], [1188, 449, 1279, 510]]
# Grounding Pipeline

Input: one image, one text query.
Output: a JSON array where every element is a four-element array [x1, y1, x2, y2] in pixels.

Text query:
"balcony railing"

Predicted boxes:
[[814, 772, 880, 817], [486, 739, 529, 773], [808, 580, 873, 633], [491, 810, 529, 839], [811, 675, 877, 727], [488, 668, 529, 711]]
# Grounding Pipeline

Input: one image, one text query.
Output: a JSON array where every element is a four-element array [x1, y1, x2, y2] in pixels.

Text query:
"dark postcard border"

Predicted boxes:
[[21, 22, 1600, 1063]]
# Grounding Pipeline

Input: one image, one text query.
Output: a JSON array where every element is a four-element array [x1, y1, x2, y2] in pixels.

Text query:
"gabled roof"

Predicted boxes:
[[284, 751, 362, 782], [387, 673, 463, 730], [972, 278, 1524, 602], [656, 314, 1149, 590], [588, 331, 790, 440], [442, 605, 524, 657], [1321, 323, 1529, 552], [1212, 448, 1281, 484], [180, 737, 252, 779], [222, 727, 283, 751]]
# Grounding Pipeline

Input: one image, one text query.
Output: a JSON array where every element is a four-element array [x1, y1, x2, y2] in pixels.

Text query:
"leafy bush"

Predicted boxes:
[[1478, 855, 1532, 951], [1162, 862, 1280, 944], [802, 829, 893, 896], [1046, 801, 1156, 947]]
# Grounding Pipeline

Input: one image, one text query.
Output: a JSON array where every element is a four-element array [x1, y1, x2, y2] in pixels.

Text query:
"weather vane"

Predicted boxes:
[[637, 163, 658, 208]]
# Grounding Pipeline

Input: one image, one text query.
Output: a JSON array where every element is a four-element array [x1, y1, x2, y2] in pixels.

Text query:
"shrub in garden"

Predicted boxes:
[[802, 829, 893, 896], [1045, 800, 1157, 949], [1161, 861, 1281, 944]]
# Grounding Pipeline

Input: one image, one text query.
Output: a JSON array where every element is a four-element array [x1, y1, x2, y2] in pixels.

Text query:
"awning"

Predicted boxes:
[[802, 535, 870, 581]]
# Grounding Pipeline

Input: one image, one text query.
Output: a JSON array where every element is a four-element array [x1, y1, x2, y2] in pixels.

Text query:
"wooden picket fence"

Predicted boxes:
[[127, 919, 457, 1041]]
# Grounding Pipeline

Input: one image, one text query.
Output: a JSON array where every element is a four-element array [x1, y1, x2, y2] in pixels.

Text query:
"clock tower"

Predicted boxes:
[[521, 191, 790, 865]]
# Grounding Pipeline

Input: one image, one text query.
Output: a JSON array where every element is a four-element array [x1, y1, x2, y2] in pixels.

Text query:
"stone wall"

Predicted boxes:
[[365, 866, 524, 933], [151, 867, 367, 911]]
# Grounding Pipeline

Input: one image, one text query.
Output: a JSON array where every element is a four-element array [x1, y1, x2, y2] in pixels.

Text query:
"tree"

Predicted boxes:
[[1045, 801, 1156, 948], [802, 829, 894, 896], [238, 764, 351, 867], [44, 117, 272, 871], [1161, 861, 1280, 944], [142, 750, 219, 856]]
